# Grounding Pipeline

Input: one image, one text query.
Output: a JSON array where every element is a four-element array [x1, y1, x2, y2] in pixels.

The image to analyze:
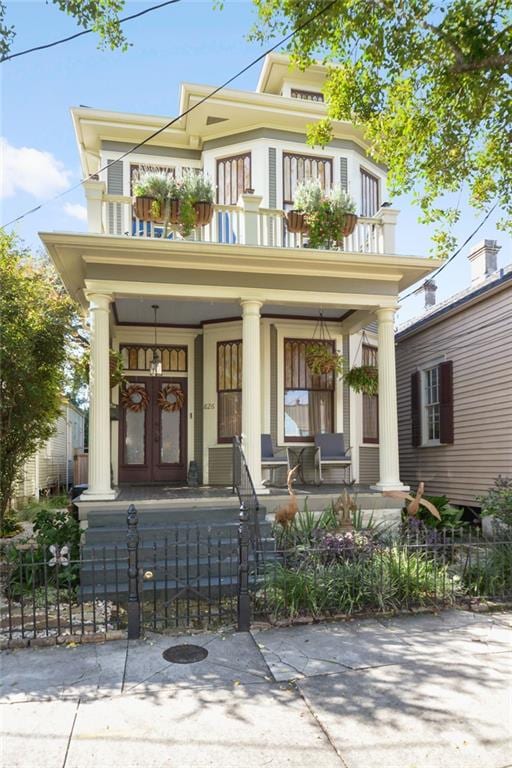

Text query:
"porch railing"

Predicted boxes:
[[99, 193, 388, 254]]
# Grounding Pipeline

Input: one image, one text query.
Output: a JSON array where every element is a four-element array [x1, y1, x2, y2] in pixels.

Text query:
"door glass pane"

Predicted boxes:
[[125, 409, 145, 464], [161, 408, 180, 463]]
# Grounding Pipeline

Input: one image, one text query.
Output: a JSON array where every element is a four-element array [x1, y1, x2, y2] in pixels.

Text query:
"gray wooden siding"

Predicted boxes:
[[106, 159, 123, 234], [208, 446, 233, 486], [396, 285, 512, 506], [359, 447, 379, 484], [268, 148, 277, 208], [194, 336, 204, 482], [340, 158, 348, 192]]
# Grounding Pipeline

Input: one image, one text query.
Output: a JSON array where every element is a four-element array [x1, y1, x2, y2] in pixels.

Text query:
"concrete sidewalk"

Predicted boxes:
[[1, 610, 511, 768]]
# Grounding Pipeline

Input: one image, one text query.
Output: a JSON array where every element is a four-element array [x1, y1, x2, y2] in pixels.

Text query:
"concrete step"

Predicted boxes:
[[85, 504, 254, 528]]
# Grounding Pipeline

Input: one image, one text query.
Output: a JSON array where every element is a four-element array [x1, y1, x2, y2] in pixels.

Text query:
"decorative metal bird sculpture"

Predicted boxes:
[[383, 481, 441, 520]]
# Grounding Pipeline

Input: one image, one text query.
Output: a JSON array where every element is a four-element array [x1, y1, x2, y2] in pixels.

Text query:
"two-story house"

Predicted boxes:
[[40, 53, 437, 517]]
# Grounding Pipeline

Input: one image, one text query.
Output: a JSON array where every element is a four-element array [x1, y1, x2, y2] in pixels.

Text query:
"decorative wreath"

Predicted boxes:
[[158, 384, 185, 412], [121, 384, 149, 412]]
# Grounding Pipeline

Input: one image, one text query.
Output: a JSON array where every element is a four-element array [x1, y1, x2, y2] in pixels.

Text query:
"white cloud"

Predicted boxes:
[[1, 137, 72, 199], [64, 202, 87, 222]]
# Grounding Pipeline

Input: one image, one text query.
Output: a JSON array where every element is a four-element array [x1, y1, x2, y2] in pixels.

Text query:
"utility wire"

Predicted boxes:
[[1, 0, 338, 229], [399, 203, 499, 302], [1, 0, 183, 63]]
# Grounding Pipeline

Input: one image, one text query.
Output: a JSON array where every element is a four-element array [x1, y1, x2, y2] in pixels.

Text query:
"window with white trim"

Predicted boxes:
[[423, 365, 441, 443]]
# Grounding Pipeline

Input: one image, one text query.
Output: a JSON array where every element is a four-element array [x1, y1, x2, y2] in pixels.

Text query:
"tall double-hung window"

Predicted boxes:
[[217, 340, 242, 442], [283, 339, 335, 441]]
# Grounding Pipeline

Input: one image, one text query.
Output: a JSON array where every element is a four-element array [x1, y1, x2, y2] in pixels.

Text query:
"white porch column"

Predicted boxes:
[[241, 299, 266, 494], [83, 292, 116, 500], [374, 207, 399, 254], [238, 193, 263, 246], [372, 307, 409, 492], [83, 179, 106, 234]]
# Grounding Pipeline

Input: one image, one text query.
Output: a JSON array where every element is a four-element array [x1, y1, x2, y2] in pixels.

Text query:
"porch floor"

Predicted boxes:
[[114, 483, 378, 502]]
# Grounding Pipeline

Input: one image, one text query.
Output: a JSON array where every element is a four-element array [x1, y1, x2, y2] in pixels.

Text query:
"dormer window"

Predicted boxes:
[[290, 88, 324, 102]]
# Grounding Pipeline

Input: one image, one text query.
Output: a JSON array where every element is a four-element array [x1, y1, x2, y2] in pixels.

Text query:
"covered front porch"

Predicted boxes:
[[41, 228, 438, 510]]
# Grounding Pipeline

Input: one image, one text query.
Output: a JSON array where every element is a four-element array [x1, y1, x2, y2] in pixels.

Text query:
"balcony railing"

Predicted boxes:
[[83, 182, 398, 255]]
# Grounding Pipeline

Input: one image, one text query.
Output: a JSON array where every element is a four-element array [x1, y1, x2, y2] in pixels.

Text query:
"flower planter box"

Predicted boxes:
[[341, 213, 358, 236], [286, 210, 309, 234], [132, 196, 181, 224], [194, 201, 214, 227], [133, 195, 156, 221]]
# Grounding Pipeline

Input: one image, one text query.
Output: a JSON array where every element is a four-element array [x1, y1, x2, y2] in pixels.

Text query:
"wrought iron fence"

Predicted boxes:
[[249, 529, 512, 623], [1, 542, 127, 642], [1, 509, 510, 645]]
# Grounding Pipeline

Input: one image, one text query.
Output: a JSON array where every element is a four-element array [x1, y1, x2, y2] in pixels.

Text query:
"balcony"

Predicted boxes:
[[84, 181, 399, 255]]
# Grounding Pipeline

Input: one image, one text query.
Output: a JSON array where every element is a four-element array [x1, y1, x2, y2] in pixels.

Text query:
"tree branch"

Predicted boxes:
[[452, 53, 512, 72]]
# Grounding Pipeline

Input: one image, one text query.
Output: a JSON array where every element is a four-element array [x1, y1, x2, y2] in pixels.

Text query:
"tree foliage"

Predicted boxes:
[[0, 233, 79, 528], [0, 0, 128, 58], [251, 0, 512, 257]]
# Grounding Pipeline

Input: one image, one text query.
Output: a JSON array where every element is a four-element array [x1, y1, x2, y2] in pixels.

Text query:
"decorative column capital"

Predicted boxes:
[[84, 291, 113, 312], [240, 298, 263, 315], [375, 306, 396, 324]]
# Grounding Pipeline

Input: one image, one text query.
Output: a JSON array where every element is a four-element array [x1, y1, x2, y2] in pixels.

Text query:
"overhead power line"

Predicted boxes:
[[1, 0, 184, 63], [399, 203, 499, 302], [1, 0, 338, 229]]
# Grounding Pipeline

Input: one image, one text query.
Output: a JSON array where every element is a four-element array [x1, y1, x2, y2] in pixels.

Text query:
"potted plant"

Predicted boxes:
[[305, 343, 345, 376], [344, 364, 378, 395], [181, 169, 215, 227], [132, 168, 181, 225], [306, 186, 358, 249], [286, 178, 322, 234]]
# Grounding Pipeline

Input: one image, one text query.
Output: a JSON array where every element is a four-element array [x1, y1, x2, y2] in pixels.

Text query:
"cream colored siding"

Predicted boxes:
[[208, 446, 233, 485], [359, 447, 379, 484], [396, 283, 512, 506]]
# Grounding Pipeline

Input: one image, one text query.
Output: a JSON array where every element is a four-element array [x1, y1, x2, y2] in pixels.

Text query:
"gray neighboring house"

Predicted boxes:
[[396, 240, 512, 507]]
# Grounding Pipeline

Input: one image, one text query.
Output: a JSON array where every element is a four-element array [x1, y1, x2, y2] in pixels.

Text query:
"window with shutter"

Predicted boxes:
[[413, 361, 454, 446]]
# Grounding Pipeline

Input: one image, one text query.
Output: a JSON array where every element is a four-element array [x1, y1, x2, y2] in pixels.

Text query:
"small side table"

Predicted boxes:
[[287, 447, 307, 485]]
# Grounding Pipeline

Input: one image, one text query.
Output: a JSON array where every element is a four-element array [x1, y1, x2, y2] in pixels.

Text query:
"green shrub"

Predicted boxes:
[[462, 542, 512, 597], [259, 545, 455, 620], [479, 476, 512, 532], [4, 508, 81, 599]]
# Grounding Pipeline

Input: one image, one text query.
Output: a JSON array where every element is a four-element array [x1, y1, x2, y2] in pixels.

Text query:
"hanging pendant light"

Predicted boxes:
[[149, 304, 162, 376]]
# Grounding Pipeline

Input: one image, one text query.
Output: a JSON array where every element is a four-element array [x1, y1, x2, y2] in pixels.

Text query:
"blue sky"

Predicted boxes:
[[2, 0, 510, 324]]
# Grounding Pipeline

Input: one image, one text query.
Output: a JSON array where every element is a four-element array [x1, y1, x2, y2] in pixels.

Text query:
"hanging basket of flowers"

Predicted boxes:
[[305, 343, 345, 377], [344, 365, 378, 396]]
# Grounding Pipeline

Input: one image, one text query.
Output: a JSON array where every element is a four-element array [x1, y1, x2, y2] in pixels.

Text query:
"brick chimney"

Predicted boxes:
[[468, 240, 500, 285], [423, 279, 437, 309]]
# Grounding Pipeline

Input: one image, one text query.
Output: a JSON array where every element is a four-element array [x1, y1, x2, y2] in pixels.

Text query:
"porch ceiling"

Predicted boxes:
[[114, 297, 348, 326]]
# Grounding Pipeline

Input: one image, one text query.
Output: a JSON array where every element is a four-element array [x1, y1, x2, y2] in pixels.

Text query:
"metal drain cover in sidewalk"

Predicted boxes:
[[162, 644, 208, 664]]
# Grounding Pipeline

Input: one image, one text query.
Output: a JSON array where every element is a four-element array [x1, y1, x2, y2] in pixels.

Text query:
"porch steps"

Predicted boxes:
[[80, 504, 275, 599]]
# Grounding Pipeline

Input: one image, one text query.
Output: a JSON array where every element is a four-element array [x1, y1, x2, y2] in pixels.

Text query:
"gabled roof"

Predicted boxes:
[[396, 264, 512, 340]]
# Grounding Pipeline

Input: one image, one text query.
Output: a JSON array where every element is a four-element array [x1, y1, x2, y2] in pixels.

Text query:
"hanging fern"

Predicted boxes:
[[344, 365, 378, 396], [305, 343, 345, 377]]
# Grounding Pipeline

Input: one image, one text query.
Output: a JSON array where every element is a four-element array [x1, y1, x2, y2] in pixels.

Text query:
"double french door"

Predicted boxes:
[[118, 377, 187, 483]]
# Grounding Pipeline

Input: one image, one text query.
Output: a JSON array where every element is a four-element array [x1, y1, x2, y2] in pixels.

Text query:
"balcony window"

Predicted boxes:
[[216, 153, 251, 205], [284, 339, 335, 441], [217, 340, 242, 442], [360, 168, 380, 217], [283, 152, 333, 206]]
